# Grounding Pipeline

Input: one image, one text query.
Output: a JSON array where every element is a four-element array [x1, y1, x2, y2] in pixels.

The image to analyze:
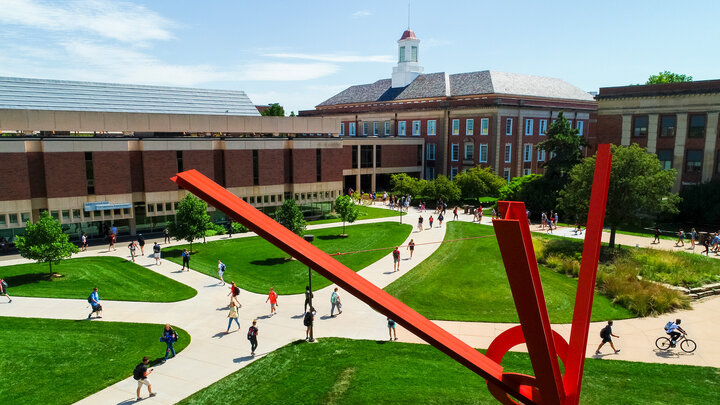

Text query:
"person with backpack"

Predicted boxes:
[[153, 242, 161, 265], [80, 232, 88, 251], [330, 287, 342, 317], [595, 320, 620, 355], [128, 240, 138, 262], [652, 226, 661, 244], [226, 301, 241, 334], [133, 356, 156, 401], [304, 308, 316, 341], [0, 278, 11, 303], [665, 319, 687, 347], [247, 319, 259, 356], [407, 239, 415, 259], [217, 259, 226, 285], [438, 213, 444, 227], [417, 215, 423, 232], [266, 286, 278, 316], [137, 234, 146, 255], [87, 287, 102, 319], [690, 228, 698, 249], [160, 324, 178, 362], [181, 248, 190, 271], [227, 282, 241, 307], [303, 285, 314, 313], [675, 229, 685, 247], [163, 227, 170, 243], [387, 318, 398, 341], [392, 247, 401, 272]]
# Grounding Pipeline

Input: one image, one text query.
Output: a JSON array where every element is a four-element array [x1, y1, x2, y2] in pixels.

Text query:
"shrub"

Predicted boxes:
[[230, 222, 249, 234]]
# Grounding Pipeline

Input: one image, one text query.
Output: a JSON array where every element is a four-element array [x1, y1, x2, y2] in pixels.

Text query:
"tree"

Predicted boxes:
[[677, 180, 720, 225], [334, 195, 359, 235], [15, 211, 79, 273], [558, 144, 680, 248], [169, 194, 211, 252], [289, 111, 296, 117], [390, 173, 421, 196], [537, 111, 586, 180], [646, 71, 693, 84], [498, 174, 555, 215], [275, 198, 306, 236], [429, 175, 461, 204], [453, 166, 506, 200], [260, 103, 285, 116]]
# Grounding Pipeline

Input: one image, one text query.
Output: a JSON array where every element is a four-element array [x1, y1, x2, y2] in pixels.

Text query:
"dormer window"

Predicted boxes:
[[399, 46, 406, 62]]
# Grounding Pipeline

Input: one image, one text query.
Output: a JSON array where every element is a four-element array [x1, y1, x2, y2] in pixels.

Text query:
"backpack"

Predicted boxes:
[[599, 325, 611, 339], [133, 363, 145, 380], [233, 286, 240, 296], [220, 263, 226, 272], [664, 321, 674, 331], [247, 327, 255, 340], [1, 280, 7, 289], [87, 294, 93, 304], [331, 292, 337, 303]]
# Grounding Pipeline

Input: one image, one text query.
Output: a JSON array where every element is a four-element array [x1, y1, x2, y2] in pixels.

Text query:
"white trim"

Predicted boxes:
[[464, 143, 474, 160], [427, 120, 436, 136], [523, 143, 533, 162], [466, 118, 474, 135], [412, 120, 421, 136], [452, 119, 460, 135], [506, 118, 513, 135], [480, 118, 489, 135], [479, 143, 488, 163], [426, 143, 436, 161], [504, 143, 512, 163], [451, 143, 459, 161], [525, 119, 533, 136]]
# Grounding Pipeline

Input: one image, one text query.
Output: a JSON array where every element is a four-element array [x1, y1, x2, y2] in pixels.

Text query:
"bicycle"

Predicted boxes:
[[655, 333, 697, 353]]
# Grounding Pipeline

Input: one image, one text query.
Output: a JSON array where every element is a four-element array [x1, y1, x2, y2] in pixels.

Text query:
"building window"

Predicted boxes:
[[384, 121, 390, 136], [660, 115, 676, 137], [316, 149, 322, 182], [686, 149, 703, 172], [252, 150, 259, 185], [373, 121, 379, 136], [360, 145, 373, 168], [688, 114, 707, 138], [450, 167, 459, 180], [523, 144, 533, 162], [425, 167, 435, 180], [657, 149, 673, 170], [452, 119, 460, 135], [464, 143, 474, 160], [426, 144, 436, 161], [451, 144, 459, 161], [525, 119, 533, 136], [523, 168, 532, 176], [506, 118, 513, 135], [8, 213, 18, 224], [466, 119, 474, 135], [339, 123, 345, 136], [576, 121, 584, 135], [479, 144, 488, 163], [412, 120, 421, 136], [480, 118, 489, 135], [351, 145, 358, 168], [349, 122, 356, 136], [503, 168, 511, 183], [428, 120, 436, 136], [85, 151, 94, 195], [399, 46, 405, 62], [539, 119, 547, 136], [538, 149, 546, 161], [504, 144, 512, 163], [633, 115, 648, 137], [376, 145, 382, 167], [362, 122, 369, 136], [398, 121, 407, 136], [0, 215, 5, 226], [411, 46, 418, 62]]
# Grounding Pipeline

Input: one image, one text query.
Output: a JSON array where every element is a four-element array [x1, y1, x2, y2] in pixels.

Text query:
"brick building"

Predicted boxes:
[[300, 30, 597, 183], [593, 80, 720, 190], [0, 77, 421, 239]]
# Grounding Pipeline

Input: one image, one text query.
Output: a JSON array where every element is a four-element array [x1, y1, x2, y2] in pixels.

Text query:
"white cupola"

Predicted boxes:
[[391, 30, 424, 88]]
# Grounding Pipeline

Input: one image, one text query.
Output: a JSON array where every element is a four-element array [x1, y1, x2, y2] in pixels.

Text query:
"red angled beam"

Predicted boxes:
[[563, 144, 613, 404], [170, 170, 535, 404]]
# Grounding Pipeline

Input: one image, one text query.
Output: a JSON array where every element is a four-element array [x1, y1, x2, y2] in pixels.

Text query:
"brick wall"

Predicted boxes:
[[142, 151, 178, 192], [44, 152, 86, 198], [258, 149, 285, 185], [93, 151, 132, 195], [0, 153, 31, 201], [321, 148, 344, 181], [183, 150, 215, 180], [595, 115, 623, 146], [27, 152, 47, 198], [224, 150, 253, 187], [129, 151, 145, 193], [292, 149, 316, 183], [381, 144, 419, 167]]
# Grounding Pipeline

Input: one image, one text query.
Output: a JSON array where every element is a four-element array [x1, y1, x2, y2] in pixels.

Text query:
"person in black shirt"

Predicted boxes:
[[133, 356, 156, 401]]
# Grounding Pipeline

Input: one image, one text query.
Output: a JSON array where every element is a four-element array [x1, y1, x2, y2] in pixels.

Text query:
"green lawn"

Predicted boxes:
[[308, 205, 405, 225], [164, 223, 412, 294], [0, 257, 197, 302], [179, 338, 720, 405], [384, 221, 633, 323], [0, 317, 190, 405]]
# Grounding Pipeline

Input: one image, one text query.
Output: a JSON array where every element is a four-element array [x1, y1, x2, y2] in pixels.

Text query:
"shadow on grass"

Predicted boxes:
[[249, 257, 287, 266], [317, 234, 346, 240], [5, 272, 63, 287]]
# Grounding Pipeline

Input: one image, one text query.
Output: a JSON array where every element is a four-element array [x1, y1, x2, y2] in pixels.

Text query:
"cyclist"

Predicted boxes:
[[665, 319, 687, 347]]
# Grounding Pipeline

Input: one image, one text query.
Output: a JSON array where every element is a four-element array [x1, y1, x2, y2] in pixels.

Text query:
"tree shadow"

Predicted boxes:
[[5, 272, 62, 287], [317, 234, 346, 240], [249, 257, 288, 266]]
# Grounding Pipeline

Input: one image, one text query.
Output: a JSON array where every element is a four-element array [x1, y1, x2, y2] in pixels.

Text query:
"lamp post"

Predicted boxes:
[[303, 234, 315, 342]]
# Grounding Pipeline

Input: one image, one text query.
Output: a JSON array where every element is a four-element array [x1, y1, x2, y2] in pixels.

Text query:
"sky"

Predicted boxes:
[[1, 0, 719, 114]]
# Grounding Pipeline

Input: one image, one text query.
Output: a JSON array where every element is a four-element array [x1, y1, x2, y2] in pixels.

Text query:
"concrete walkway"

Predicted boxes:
[[0, 207, 718, 404]]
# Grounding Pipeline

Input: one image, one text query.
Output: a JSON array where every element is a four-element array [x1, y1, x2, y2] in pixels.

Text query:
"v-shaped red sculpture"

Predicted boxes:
[[171, 144, 612, 405]]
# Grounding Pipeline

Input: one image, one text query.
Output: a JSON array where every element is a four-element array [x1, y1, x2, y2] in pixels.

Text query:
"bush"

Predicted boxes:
[[230, 222, 249, 234], [322, 213, 341, 220], [205, 223, 226, 237]]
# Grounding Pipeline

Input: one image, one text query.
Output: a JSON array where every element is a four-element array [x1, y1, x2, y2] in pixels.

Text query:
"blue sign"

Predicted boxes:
[[83, 201, 132, 211]]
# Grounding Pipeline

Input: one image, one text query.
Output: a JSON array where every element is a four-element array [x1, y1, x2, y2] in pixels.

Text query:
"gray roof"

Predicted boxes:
[[0, 76, 261, 116], [318, 70, 595, 106]]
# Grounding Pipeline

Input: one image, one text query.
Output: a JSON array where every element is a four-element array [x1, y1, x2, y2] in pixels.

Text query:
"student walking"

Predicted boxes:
[[407, 239, 415, 259], [438, 213, 444, 227], [228, 282, 241, 307], [161, 324, 178, 362], [128, 240, 138, 262], [217, 259, 226, 285], [266, 287, 278, 316], [80, 232, 88, 251], [595, 320, 620, 355], [0, 278, 11, 303], [417, 215, 424, 232], [453, 206, 459, 220], [428, 215, 434, 228], [108, 232, 116, 252], [163, 227, 170, 243], [181, 249, 190, 271], [330, 287, 342, 317], [247, 320, 259, 356], [88, 287, 102, 319], [702, 237, 710, 256], [690, 228, 698, 249], [137, 234, 146, 255], [387, 318, 398, 341], [675, 229, 685, 247], [304, 309, 316, 341], [153, 242, 161, 265], [652, 227, 661, 244], [226, 301, 241, 334], [392, 247, 401, 272], [304, 285, 314, 312], [133, 356, 156, 401]]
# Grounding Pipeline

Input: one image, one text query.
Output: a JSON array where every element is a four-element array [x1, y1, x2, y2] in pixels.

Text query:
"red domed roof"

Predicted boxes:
[[399, 30, 417, 40]]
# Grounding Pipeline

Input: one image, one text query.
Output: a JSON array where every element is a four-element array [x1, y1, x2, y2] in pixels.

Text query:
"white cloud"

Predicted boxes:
[[0, 0, 174, 44], [265, 53, 393, 63], [352, 10, 372, 18]]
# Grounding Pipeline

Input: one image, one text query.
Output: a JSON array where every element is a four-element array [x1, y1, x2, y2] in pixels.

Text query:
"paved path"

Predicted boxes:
[[1, 207, 718, 404]]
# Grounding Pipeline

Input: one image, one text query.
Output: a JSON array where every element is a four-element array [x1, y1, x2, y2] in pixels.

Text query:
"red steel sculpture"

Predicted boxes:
[[171, 144, 612, 405]]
